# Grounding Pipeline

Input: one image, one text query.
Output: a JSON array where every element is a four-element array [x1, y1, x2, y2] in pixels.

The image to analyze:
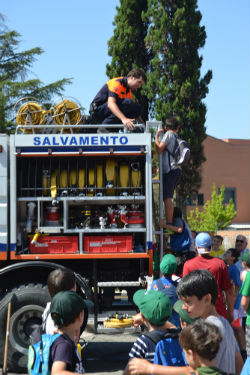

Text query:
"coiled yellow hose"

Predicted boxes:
[[16, 102, 47, 132], [50, 171, 58, 198], [53, 99, 81, 125], [103, 316, 134, 328], [60, 170, 68, 188]]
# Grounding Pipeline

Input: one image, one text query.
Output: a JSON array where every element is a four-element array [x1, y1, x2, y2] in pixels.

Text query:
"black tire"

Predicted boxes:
[[0, 283, 49, 372], [81, 304, 89, 334]]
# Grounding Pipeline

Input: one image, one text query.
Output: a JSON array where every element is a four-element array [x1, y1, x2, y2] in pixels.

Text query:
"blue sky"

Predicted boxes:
[[1, 0, 249, 139]]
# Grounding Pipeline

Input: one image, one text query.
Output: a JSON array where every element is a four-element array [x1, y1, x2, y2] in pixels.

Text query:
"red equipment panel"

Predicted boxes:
[[84, 235, 132, 253], [30, 236, 78, 254]]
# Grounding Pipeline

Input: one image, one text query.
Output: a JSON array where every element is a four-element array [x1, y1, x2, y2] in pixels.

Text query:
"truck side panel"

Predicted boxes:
[[0, 134, 8, 260]]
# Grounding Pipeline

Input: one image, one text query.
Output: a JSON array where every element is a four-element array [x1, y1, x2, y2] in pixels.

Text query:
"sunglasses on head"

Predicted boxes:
[[236, 239, 244, 243]]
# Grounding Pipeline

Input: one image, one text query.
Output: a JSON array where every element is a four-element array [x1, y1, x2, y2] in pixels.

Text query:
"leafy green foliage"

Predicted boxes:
[[143, 0, 212, 209], [106, 0, 150, 121], [0, 14, 72, 133], [187, 184, 237, 233]]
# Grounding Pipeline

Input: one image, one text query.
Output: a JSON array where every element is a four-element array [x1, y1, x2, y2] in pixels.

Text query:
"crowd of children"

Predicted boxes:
[[28, 227, 250, 375], [125, 231, 250, 375]]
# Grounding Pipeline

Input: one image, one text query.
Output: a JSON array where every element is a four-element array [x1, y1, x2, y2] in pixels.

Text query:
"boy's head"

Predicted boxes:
[[179, 320, 222, 369], [173, 300, 198, 328], [177, 269, 218, 319], [50, 290, 86, 328], [212, 235, 223, 250], [224, 248, 239, 266], [195, 232, 212, 255], [47, 268, 76, 298], [164, 117, 179, 131], [160, 254, 177, 277], [133, 289, 172, 326], [240, 251, 250, 269]]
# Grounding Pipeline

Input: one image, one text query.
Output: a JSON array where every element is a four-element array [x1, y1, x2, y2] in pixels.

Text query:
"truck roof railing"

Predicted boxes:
[[15, 123, 147, 135]]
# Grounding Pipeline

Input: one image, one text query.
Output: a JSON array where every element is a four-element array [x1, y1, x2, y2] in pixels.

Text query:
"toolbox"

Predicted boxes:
[[30, 236, 79, 254], [84, 235, 133, 253]]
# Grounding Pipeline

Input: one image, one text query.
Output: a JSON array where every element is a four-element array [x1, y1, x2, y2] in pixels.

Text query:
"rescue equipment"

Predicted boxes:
[[103, 313, 134, 328], [106, 159, 117, 195], [131, 162, 141, 195], [53, 99, 82, 126], [119, 163, 129, 196], [16, 100, 46, 132]]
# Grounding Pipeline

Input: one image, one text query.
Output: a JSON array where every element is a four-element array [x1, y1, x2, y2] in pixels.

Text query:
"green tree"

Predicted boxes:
[[106, 0, 150, 121], [0, 14, 71, 133], [144, 0, 212, 210], [187, 184, 237, 233]]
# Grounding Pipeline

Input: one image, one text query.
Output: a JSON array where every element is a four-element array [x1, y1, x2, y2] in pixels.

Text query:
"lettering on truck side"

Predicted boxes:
[[33, 136, 129, 146]]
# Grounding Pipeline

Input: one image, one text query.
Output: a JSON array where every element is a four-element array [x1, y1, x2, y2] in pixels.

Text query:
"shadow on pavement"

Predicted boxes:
[[84, 341, 133, 372]]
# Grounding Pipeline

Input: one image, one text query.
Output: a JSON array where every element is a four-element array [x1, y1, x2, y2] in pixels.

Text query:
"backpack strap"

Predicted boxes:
[[166, 133, 178, 171], [155, 278, 165, 291], [144, 328, 181, 345], [143, 331, 165, 345], [163, 328, 181, 339]]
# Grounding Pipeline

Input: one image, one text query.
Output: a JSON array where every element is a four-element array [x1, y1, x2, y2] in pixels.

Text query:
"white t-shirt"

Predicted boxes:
[[206, 315, 239, 373], [42, 302, 57, 335], [162, 131, 181, 174]]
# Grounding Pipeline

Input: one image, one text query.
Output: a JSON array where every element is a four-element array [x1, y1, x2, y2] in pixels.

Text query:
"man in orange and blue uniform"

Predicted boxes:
[[89, 68, 146, 131]]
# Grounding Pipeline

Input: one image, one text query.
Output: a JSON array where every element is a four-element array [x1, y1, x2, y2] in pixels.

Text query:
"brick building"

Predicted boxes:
[[186, 135, 250, 247]]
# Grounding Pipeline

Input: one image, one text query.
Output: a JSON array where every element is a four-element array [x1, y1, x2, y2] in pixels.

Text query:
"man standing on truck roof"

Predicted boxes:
[[89, 68, 146, 131]]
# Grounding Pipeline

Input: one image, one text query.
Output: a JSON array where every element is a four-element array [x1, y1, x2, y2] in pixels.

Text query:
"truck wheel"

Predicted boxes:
[[0, 283, 49, 372], [81, 303, 89, 334]]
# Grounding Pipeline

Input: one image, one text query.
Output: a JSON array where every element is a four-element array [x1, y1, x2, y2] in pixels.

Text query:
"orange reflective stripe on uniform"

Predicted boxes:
[[107, 77, 132, 100]]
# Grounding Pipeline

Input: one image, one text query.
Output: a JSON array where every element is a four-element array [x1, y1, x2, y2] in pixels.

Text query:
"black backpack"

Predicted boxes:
[[169, 134, 190, 167]]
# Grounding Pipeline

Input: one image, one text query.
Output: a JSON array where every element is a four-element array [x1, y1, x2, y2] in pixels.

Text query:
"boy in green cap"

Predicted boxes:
[[151, 254, 180, 327], [49, 290, 89, 374], [126, 289, 186, 368], [173, 300, 198, 328]]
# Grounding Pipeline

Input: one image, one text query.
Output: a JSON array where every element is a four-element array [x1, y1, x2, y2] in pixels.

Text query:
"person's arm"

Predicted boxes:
[[124, 358, 191, 375], [235, 350, 244, 374], [159, 220, 183, 233], [224, 286, 235, 323], [234, 285, 240, 304], [107, 96, 135, 130], [155, 129, 166, 154], [241, 295, 250, 313], [51, 361, 75, 375]]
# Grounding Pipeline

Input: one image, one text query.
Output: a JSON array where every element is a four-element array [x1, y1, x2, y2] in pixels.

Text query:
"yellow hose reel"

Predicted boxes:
[[15, 98, 48, 133], [53, 99, 82, 126], [15, 96, 83, 133], [103, 314, 134, 328]]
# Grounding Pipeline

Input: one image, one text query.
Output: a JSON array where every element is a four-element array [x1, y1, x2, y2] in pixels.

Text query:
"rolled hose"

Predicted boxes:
[[53, 99, 81, 125], [16, 102, 47, 132], [103, 316, 134, 328]]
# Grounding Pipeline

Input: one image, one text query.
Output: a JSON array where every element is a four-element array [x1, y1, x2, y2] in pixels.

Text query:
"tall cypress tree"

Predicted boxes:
[[0, 15, 71, 133], [144, 0, 212, 209], [106, 0, 150, 121]]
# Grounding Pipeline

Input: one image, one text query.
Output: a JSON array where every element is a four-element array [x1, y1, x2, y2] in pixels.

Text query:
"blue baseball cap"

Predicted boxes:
[[195, 232, 212, 254]]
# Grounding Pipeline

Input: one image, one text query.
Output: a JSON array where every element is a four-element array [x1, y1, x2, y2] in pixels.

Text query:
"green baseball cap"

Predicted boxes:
[[240, 251, 250, 267], [160, 254, 177, 276], [133, 289, 172, 325], [173, 300, 198, 325], [50, 290, 91, 326]]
